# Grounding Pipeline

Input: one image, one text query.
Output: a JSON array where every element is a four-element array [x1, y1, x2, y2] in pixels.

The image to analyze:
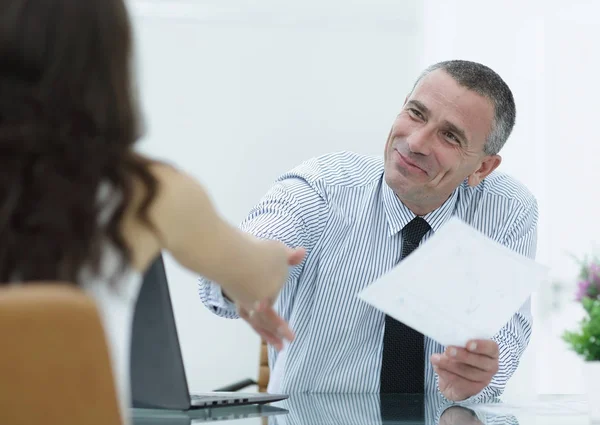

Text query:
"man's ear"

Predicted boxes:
[[467, 155, 502, 186]]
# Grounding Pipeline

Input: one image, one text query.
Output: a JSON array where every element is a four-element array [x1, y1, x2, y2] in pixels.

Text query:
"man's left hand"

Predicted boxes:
[[430, 339, 499, 401]]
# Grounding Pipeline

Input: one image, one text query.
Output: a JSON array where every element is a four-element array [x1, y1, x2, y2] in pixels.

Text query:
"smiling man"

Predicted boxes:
[[198, 60, 537, 402]]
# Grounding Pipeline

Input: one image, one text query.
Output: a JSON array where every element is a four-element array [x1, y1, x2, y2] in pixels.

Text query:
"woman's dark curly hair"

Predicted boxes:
[[0, 0, 158, 284]]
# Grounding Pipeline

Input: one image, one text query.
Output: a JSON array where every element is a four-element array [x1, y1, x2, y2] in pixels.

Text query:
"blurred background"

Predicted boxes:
[[127, 0, 600, 398]]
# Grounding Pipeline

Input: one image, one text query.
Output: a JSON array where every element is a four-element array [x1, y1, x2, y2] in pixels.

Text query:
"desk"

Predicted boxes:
[[131, 393, 591, 425]]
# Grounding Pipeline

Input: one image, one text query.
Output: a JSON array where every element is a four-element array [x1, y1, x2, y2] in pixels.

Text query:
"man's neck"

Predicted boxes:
[[399, 194, 451, 217]]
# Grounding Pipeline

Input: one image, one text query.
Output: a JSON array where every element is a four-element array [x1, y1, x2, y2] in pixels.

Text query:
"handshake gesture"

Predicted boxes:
[[223, 237, 306, 351]]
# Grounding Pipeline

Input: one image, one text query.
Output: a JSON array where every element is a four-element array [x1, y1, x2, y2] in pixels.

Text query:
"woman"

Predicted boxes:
[[0, 0, 304, 419]]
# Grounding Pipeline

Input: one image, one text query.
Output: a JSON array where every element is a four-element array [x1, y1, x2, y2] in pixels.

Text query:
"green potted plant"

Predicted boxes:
[[562, 257, 600, 421]]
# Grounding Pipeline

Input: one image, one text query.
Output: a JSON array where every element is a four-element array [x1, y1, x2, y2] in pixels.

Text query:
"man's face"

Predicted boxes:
[[383, 69, 501, 214]]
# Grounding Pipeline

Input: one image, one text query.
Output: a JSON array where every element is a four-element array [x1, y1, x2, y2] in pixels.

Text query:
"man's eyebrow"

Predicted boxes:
[[406, 100, 429, 114], [443, 120, 469, 146]]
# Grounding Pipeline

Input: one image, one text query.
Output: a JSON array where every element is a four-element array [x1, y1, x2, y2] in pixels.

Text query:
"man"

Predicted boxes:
[[198, 60, 537, 402]]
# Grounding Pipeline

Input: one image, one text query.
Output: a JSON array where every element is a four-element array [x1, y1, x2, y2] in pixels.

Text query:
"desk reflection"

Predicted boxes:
[[269, 392, 518, 425], [132, 392, 520, 425]]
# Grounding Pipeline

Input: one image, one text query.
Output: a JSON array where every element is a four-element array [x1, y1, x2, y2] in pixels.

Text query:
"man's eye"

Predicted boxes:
[[443, 131, 459, 143], [408, 108, 424, 120]]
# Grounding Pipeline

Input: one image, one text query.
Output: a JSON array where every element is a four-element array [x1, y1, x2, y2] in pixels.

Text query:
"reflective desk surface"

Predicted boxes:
[[130, 393, 593, 425]]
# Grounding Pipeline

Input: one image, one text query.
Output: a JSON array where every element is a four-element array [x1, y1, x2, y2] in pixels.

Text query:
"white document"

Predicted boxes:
[[357, 217, 549, 347]]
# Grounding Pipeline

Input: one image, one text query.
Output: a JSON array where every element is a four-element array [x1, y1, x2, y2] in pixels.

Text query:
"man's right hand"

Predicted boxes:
[[236, 242, 305, 350], [237, 301, 294, 351]]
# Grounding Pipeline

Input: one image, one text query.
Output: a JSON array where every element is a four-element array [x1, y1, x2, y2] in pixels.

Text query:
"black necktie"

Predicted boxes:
[[380, 216, 431, 393]]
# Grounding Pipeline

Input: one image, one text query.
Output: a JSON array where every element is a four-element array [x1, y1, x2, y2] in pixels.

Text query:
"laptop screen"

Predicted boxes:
[[130, 253, 192, 410]]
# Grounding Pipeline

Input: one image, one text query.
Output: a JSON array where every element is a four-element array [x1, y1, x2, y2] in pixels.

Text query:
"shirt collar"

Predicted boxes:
[[381, 175, 461, 237]]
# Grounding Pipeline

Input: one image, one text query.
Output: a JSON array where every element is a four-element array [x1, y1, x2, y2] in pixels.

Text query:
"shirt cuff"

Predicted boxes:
[[197, 277, 239, 319], [435, 373, 500, 404]]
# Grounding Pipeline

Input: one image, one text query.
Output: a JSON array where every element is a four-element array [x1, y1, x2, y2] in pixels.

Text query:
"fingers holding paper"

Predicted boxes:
[[431, 339, 499, 401]]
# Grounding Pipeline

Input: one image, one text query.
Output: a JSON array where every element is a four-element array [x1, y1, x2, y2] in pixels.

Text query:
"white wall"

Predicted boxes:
[[535, 1, 600, 395], [128, 0, 424, 392]]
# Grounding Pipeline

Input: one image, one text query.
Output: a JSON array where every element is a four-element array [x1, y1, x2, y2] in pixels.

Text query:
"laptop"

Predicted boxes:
[[130, 253, 288, 410]]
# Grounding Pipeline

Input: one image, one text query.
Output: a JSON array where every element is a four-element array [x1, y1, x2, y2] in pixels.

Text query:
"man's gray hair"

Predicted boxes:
[[412, 60, 516, 156]]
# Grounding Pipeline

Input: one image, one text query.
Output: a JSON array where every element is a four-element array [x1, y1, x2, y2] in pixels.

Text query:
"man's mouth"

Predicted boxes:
[[394, 149, 427, 174]]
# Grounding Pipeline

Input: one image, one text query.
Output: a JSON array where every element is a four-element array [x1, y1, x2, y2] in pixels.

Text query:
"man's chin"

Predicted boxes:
[[385, 163, 428, 187], [384, 169, 414, 194]]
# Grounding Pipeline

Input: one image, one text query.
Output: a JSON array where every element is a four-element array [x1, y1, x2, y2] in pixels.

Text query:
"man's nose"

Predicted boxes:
[[406, 127, 434, 155]]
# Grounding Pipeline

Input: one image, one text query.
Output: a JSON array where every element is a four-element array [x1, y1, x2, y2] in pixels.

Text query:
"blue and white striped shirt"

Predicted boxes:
[[198, 151, 537, 401]]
